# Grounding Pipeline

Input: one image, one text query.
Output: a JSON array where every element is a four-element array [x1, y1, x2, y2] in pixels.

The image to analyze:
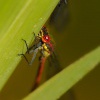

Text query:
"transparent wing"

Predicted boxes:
[[47, 51, 62, 79]]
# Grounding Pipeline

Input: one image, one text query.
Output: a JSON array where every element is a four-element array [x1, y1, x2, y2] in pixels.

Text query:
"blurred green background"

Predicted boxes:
[[0, 0, 100, 100]]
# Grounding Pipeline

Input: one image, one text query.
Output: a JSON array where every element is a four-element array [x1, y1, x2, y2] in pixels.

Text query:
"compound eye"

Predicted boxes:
[[42, 35, 50, 43], [45, 35, 49, 40]]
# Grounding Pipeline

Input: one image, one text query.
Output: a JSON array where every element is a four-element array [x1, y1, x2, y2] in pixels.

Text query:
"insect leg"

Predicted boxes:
[[29, 48, 39, 65], [22, 39, 29, 53], [29, 42, 42, 54], [18, 54, 29, 64], [18, 47, 39, 65], [28, 42, 42, 65], [33, 32, 36, 37]]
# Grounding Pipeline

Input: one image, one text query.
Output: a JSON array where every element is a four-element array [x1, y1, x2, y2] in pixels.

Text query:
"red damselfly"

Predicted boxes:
[[18, 26, 61, 90]]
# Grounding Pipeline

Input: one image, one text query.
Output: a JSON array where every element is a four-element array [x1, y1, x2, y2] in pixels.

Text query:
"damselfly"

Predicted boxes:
[[19, 26, 61, 90]]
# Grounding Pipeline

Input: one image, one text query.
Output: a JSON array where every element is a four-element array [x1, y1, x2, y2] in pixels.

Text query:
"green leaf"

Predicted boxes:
[[0, 0, 59, 91], [23, 47, 100, 100]]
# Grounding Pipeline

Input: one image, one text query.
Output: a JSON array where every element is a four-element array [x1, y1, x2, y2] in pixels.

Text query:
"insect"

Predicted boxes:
[[18, 26, 56, 90]]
